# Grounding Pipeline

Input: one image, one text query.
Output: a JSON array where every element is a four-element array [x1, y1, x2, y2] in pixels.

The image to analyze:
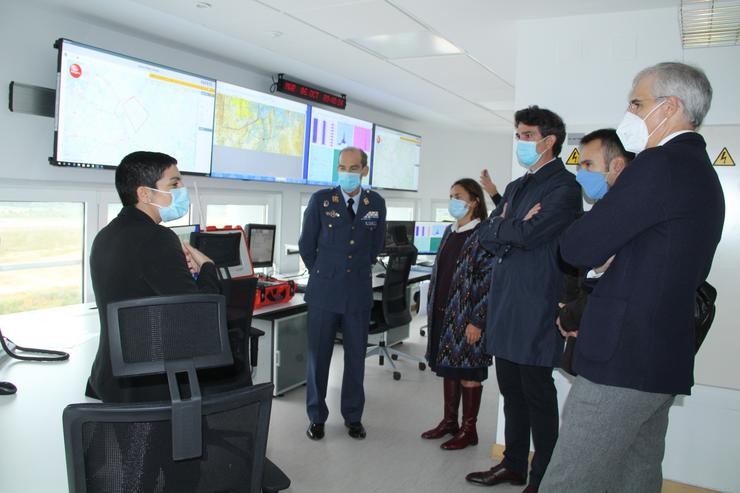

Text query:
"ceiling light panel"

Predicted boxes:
[[349, 31, 461, 59], [681, 0, 740, 48]]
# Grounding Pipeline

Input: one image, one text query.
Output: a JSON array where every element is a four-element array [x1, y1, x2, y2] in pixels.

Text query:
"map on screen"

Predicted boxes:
[[54, 39, 215, 174], [305, 107, 373, 186], [211, 81, 308, 183], [371, 125, 421, 191]]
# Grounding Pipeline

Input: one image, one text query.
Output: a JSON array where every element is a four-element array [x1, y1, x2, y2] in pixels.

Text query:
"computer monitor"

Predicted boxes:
[[189, 231, 242, 268], [413, 221, 450, 255], [245, 224, 276, 268], [382, 220, 415, 253]]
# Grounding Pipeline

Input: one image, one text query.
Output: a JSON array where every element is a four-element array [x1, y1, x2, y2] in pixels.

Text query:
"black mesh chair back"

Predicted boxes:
[[63, 382, 273, 493], [107, 294, 233, 460], [374, 244, 417, 331], [198, 277, 259, 392]]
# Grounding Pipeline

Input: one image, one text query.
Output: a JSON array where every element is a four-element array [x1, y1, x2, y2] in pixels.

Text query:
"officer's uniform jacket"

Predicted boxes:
[[299, 186, 386, 313]]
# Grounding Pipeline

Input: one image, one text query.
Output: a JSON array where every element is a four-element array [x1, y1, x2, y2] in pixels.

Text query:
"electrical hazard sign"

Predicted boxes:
[[565, 148, 580, 165], [713, 147, 735, 166]]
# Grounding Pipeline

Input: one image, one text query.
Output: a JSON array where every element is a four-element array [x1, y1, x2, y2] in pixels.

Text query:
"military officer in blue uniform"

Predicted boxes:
[[299, 146, 386, 441]]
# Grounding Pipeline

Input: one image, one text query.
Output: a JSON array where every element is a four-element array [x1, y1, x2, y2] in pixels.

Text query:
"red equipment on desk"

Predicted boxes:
[[190, 225, 296, 309], [254, 277, 296, 310]]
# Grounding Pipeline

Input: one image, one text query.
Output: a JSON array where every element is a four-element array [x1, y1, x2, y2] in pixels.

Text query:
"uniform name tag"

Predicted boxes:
[[362, 211, 379, 220]]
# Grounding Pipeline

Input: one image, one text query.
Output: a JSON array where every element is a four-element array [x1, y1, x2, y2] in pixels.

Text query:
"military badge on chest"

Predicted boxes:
[[361, 210, 379, 228]]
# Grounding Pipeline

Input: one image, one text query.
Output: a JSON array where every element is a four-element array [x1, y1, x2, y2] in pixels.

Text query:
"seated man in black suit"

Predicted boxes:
[[86, 151, 219, 403]]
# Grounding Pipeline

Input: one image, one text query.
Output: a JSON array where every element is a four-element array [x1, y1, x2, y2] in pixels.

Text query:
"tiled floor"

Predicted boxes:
[[265, 314, 527, 493]]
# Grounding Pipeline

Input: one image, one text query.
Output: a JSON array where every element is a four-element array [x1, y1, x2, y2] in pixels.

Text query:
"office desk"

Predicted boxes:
[[253, 267, 432, 396], [0, 303, 100, 493]]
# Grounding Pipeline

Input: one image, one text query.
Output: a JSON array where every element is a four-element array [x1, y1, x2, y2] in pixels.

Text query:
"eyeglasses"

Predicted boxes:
[[627, 96, 666, 113]]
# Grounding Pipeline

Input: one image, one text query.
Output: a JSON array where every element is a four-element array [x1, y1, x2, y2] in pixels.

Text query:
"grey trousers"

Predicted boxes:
[[540, 376, 674, 493]]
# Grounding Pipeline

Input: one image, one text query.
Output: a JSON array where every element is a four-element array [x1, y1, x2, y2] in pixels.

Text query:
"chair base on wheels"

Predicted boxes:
[[366, 339, 426, 380]]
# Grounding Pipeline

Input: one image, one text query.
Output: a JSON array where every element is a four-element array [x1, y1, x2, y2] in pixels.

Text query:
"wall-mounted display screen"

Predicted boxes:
[[305, 107, 373, 186], [53, 39, 215, 174], [371, 125, 421, 191], [210, 81, 308, 183], [413, 221, 449, 254]]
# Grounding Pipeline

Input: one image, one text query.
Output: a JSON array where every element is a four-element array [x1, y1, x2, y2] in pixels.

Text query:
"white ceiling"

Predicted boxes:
[[27, 0, 680, 130]]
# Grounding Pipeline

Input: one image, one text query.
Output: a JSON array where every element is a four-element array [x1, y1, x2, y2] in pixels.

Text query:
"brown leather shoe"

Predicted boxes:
[[465, 463, 526, 486]]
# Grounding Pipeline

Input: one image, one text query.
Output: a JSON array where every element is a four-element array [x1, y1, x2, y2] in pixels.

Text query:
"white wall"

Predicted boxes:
[[0, 2, 512, 286]]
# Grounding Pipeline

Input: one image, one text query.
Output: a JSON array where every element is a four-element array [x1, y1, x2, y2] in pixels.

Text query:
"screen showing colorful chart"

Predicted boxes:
[[305, 106, 373, 186], [414, 221, 449, 254]]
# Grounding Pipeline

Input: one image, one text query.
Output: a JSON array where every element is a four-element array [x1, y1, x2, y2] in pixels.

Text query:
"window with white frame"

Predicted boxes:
[[0, 201, 85, 315], [385, 199, 416, 221]]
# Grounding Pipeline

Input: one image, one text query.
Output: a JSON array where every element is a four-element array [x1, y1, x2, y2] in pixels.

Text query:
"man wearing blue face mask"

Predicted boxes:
[[559, 129, 634, 374], [87, 151, 219, 403], [467, 106, 582, 493], [574, 129, 634, 202], [541, 63, 725, 493], [299, 146, 386, 441]]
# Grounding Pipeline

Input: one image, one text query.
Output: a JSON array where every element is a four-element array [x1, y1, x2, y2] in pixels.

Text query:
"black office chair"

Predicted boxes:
[[367, 243, 427, 380], [62, 294, 289, 493], [63, 383, 273, 493]]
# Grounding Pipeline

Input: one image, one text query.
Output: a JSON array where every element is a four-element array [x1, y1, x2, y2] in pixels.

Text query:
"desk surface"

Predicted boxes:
[[0, 303, 99, 493]]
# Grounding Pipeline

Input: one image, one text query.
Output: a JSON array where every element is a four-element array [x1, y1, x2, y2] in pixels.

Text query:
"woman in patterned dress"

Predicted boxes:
[[421, 178, 495, 450]]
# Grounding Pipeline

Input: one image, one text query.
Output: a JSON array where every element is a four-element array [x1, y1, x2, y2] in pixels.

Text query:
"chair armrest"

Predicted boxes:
[[249, 327, 265, 368]]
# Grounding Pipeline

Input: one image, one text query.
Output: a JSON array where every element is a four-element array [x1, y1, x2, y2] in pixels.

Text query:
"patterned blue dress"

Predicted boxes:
[[426, 222, 494, 381]]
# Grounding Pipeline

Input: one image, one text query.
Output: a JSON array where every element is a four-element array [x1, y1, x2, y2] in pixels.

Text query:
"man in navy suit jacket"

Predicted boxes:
[[541, 63, 725, 493], [466, 106, 582, 492], [299, 147, 386, 441]]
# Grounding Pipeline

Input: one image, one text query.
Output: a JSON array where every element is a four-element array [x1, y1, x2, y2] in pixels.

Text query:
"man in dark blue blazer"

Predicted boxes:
[[299, 147, 386, 441], [466, 107, 582, 492], [541, 63, 725, 492]]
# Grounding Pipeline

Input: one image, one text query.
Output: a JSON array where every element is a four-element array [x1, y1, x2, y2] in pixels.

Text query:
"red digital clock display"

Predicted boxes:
[[277, 74, 346, 110]]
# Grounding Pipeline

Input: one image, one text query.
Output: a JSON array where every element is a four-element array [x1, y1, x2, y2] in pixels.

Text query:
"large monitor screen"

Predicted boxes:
[[53, 39, 215, 174], [305, 107, 373, 186], [211, 81, 308, 183], [245, 224, 276, 268], [371, 125, 421, 191], [414, 221, 449, 255]]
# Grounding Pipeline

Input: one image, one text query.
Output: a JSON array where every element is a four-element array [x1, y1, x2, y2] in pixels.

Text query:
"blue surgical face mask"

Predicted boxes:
[[338, 171, 362, 193], [516, 139, 545, 168], [148, 186, 190, 222], [448, 198, 469, 220], [576, 169, 609, 201]]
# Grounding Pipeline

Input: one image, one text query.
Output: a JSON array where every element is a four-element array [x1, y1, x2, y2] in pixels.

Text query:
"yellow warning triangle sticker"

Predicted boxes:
[[713, 147, 735, 166], [566, 147, 580, 165]]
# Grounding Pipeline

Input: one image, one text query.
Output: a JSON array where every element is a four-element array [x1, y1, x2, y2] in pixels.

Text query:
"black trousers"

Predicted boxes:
[[495, 357, 559, 486]]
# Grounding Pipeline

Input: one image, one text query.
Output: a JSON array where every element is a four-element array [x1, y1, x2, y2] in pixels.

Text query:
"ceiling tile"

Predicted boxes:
[[394, 54, 513, 103], [290, 0, 424, 39]]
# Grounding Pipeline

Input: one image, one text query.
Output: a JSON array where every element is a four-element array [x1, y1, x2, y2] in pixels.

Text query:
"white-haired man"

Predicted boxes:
[[540, 63, 725, 492]]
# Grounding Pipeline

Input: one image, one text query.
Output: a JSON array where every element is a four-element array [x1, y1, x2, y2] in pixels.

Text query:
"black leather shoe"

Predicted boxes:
[[465, 463, 526, 486], [345, 421, 366, 440], [306, 423, 325, 441]]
